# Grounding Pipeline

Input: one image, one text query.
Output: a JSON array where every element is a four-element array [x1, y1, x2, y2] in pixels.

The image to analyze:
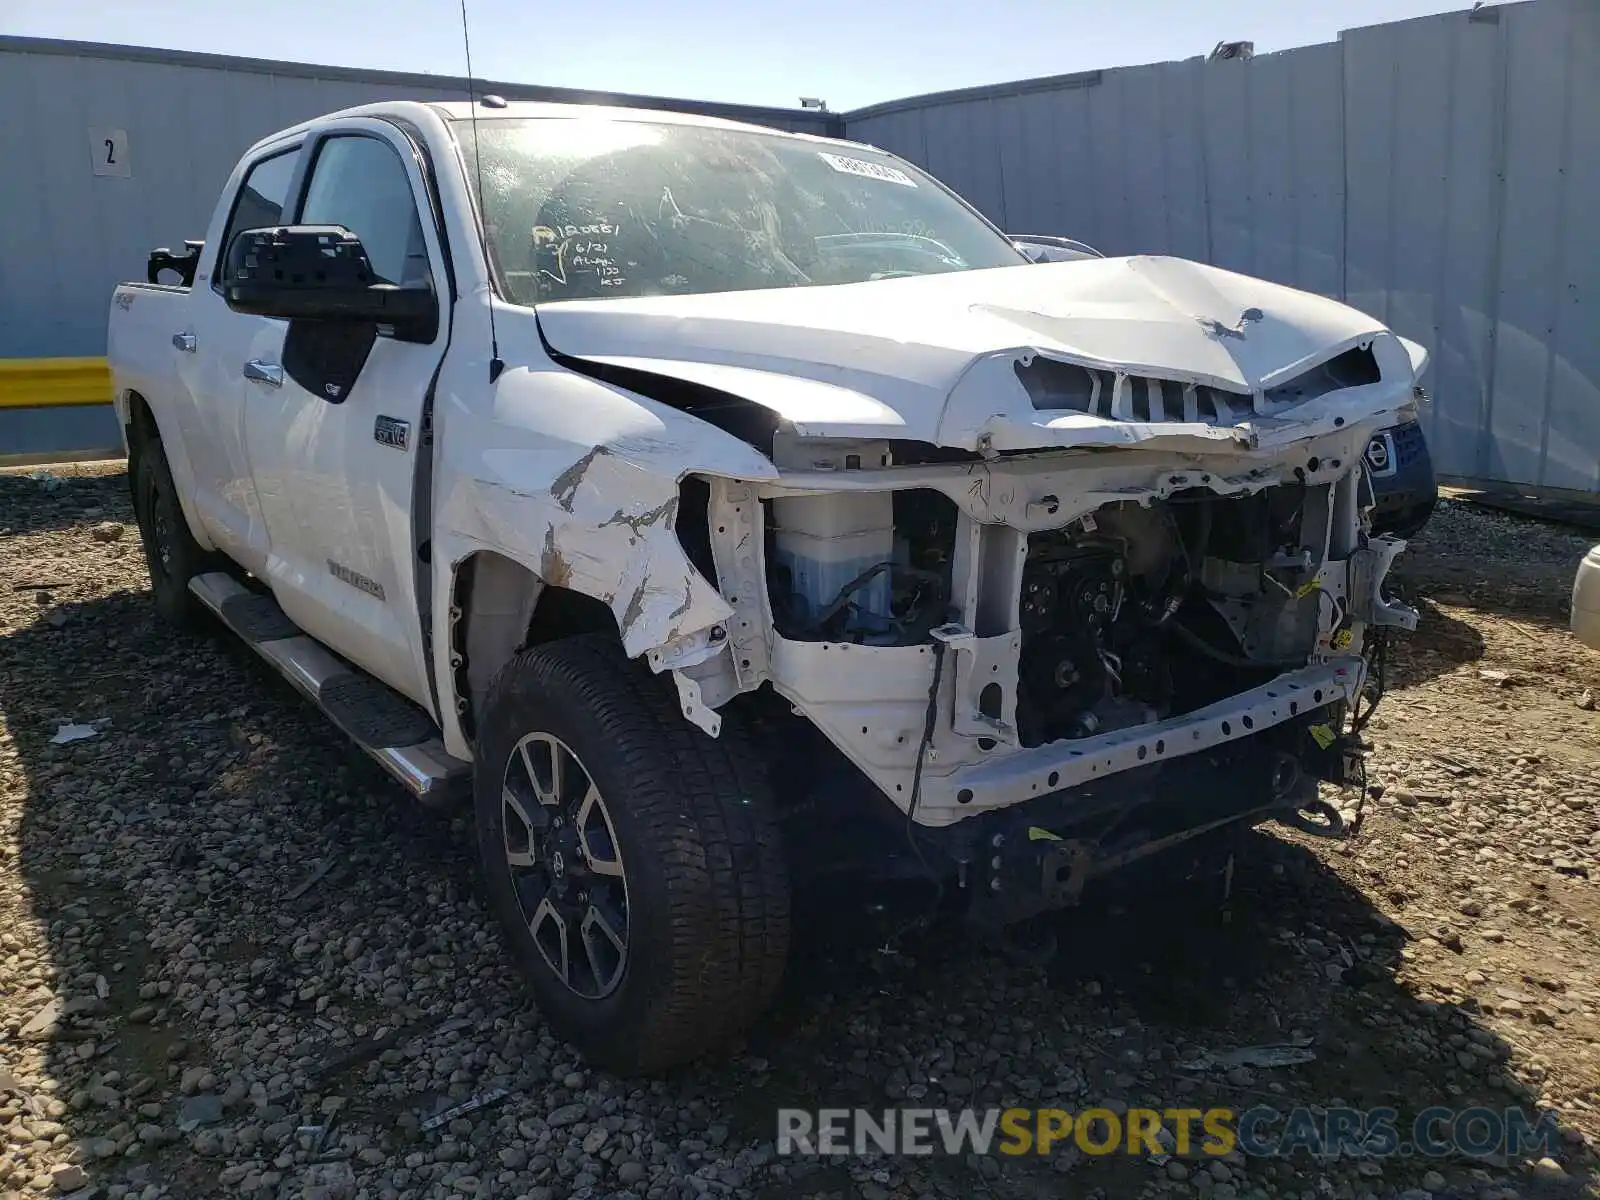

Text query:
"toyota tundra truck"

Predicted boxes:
[[108, 99, 1421, 1072]]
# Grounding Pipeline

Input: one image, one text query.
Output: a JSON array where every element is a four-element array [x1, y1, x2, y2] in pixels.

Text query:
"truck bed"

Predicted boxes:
[[107, 280, 193, 456]]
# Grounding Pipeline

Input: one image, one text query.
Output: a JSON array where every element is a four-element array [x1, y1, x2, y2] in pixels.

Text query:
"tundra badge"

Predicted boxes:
[[327, 559, 386, 601], [374, 415, 410, 451]]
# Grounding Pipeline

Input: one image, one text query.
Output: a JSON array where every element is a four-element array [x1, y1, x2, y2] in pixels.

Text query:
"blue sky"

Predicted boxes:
[[5, 0, 1470, 111]]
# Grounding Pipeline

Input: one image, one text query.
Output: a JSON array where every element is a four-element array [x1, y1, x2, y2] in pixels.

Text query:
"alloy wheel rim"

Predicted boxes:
[[501, 732, 629, 999]]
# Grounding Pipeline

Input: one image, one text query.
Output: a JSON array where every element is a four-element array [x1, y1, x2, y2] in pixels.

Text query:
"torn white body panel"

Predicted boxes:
[[436, 366, 770, 638], [429, 324, 779, 754]]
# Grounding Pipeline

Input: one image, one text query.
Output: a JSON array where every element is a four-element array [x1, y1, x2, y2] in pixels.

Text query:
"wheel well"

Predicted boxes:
[[125, 390, 158, 449], [526, 585, 618, 644], [450, 550, 619, 741]]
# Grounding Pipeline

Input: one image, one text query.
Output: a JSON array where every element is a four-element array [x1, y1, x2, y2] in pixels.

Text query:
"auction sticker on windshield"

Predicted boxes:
[[817, 152, 918, 188]]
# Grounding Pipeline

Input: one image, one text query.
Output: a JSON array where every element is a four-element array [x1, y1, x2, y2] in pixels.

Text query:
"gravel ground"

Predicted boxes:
[[2, 465, 1599, 1200]]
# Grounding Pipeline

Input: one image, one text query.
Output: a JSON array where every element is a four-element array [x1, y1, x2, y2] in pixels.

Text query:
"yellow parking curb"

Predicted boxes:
[[0, 358, 113, 409]]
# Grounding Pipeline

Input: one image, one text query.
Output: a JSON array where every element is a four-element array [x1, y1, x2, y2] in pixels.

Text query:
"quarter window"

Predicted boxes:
[[213, 149, 297, 291]]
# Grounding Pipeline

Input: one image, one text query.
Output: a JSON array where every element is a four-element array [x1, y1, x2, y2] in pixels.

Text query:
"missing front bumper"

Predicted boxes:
[[948, 708, 1364, 929], [915, 655, 1367, 823]]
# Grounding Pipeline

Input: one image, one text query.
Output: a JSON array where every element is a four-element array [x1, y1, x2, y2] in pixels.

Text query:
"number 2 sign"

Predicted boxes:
[[90, 127, 132, 178]]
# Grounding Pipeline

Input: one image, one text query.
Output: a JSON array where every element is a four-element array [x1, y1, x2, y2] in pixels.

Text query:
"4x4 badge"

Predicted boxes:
[[374, 415, 410, 451]]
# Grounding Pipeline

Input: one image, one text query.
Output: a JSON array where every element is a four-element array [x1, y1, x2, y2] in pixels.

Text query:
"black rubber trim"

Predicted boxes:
[[220, 593, 301, 643], [380, 116, 454, 729], [319, 673, 434, 748]]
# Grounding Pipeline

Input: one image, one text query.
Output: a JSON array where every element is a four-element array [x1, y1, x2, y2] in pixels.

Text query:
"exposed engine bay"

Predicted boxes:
[[661, 409, 1420, 846], [1015, 527, 1164, 746], [686, 435, 1419, 934], [760, 462, 1385, 753], [1010, 490, 1341, 747]]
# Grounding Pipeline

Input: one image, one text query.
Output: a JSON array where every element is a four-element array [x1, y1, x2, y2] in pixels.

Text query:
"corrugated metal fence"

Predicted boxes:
[[847, 0, 1599, 492]]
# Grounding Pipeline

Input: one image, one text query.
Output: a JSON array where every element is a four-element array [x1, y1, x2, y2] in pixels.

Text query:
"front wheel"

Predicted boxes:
[[475, 635, 790, 1073]]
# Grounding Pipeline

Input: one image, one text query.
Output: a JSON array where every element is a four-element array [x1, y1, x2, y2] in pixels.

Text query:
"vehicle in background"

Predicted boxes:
[[110, 101, 1421, 1072], [1010, 234, 1105, 263], [1574, 545, 1600, 651], [1363, 413, 1438, 540], [1011, 234, 1439, 542]]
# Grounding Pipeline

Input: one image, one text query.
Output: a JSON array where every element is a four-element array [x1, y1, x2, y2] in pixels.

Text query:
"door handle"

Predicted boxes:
[[172, 332, 197, 353], [243, 359, 283, 388]]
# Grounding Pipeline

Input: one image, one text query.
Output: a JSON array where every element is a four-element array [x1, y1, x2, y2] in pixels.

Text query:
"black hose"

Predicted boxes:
[[1152, 498, 1210, 628], [1350, 628, 1388, 733], [883, 639, 949, 950], [809, 560, 893, 631], [906, 638, 947, 825], [1192, 496, 1213, 563]]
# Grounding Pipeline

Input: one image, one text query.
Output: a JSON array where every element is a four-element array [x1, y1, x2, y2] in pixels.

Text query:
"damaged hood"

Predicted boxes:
[[535, 255, 1427, 452]]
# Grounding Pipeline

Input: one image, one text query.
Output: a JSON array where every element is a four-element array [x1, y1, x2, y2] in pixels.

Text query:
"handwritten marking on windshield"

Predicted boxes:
[[532, 224, 627, 288]]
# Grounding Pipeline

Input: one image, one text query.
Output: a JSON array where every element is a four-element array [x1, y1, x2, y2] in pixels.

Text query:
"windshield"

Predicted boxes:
[[451, 116, 1024, 304]]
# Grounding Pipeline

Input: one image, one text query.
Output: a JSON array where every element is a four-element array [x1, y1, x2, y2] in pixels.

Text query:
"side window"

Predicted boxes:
[[213, 150, 297, 290], [299, 136, 431, 287]]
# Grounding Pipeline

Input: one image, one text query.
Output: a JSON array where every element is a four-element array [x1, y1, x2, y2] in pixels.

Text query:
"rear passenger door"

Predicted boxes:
[[175, 142, 301, 571], [241, 120, 449, 710]]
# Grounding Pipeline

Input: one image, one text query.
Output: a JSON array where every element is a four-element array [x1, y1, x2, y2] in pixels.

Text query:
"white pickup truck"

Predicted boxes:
[[108, 99, 1420, 1071]]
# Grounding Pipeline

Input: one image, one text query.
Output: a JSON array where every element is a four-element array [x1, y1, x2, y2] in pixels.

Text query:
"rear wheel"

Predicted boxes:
[[130, 435, 214, 627], [475, 635, 789, 1073]]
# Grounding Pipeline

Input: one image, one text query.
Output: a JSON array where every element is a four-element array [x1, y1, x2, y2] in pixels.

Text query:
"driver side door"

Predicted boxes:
[[242, 121, 448, 710]]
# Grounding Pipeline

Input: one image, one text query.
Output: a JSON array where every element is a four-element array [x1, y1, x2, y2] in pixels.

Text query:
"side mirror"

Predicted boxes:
[[222, 225, 437, 342], [148, 239, 204, 287], [1010, 235, 1104, 264]]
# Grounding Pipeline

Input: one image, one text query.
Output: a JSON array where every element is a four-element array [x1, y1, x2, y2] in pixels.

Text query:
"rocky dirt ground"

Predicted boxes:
[[2, 462, 1598, 1200]]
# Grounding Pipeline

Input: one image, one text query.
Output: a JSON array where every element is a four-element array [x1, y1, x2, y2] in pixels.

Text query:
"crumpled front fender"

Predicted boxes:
[[435, 362, 777, 659]]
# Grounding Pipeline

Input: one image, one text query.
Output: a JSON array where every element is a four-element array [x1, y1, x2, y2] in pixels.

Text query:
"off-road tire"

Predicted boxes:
[[130, 434, 216, 628], [475, 634, 790, 1073]]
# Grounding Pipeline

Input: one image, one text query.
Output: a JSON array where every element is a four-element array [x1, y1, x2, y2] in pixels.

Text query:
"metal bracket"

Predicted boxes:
[[1348, 535, 1419, 631], [707, 479, 771, 691], [931, 623, 1020, 745], [647, 625, 727, 673], [672, 670, 723, 738], [1041, 840, 1095, 908]]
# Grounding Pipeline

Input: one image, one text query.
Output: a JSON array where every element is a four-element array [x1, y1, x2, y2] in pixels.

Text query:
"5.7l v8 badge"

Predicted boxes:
[[374, 415, 410, 451]]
